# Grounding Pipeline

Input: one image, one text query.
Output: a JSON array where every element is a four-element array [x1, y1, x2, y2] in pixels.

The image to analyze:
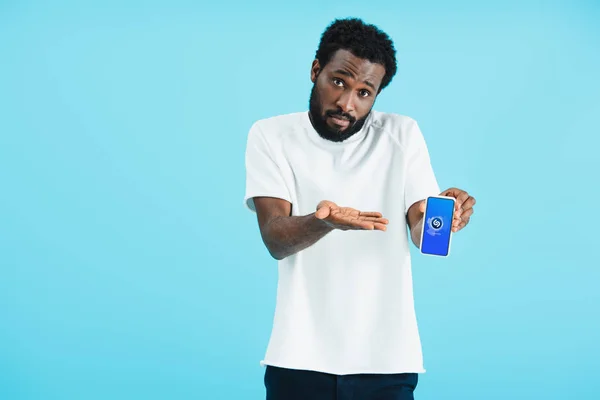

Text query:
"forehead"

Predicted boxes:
[[324, 49, 386, 84]]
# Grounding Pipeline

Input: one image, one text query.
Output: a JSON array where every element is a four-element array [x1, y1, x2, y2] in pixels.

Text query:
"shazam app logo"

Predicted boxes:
[[430, 217, 443, 230], [426, 216, 444, 236]]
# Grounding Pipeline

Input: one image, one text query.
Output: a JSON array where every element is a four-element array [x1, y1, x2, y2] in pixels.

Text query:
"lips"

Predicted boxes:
[[328, 115, 351, 128]]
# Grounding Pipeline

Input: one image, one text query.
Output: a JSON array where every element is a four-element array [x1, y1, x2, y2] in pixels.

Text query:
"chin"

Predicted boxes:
[[327, 123, 350, 133]]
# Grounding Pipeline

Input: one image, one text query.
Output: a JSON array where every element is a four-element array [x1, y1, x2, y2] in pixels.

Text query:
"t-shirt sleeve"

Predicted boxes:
[[244, 122, 292, 212], [404, 120, 441, 214]]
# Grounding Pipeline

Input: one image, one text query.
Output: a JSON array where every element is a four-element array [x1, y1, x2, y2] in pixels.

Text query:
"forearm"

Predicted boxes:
[[406, 201, 425, 249], [262, 213, 334, 260], [409, 218, 424, 248]]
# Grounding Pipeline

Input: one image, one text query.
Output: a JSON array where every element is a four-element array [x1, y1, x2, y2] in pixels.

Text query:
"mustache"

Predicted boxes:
[[326, 110, 355, 123]]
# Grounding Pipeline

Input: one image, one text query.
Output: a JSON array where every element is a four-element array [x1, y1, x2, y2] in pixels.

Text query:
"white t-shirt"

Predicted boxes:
[[244, 110, 440, 375]]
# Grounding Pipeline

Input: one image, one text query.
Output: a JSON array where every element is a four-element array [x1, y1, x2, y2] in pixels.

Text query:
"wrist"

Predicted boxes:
[[310, 213, 335, 232]]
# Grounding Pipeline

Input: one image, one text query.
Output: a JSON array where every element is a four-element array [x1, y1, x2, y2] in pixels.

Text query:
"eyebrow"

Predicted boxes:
[[333, 69, 376, 91]]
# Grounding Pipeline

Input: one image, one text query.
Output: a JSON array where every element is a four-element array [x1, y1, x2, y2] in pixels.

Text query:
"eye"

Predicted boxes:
[[359, 89, 371, 98], [332, 78, 344, 87]]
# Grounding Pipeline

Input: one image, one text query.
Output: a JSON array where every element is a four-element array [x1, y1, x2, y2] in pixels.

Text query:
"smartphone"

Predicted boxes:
[[419, 195, 456, 257]]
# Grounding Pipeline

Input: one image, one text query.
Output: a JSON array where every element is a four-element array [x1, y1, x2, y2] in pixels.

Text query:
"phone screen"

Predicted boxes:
[[420, 196, 455, 257]]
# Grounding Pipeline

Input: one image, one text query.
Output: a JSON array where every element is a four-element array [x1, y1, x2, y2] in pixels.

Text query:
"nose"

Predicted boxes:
[[335, 91, 355, 114]]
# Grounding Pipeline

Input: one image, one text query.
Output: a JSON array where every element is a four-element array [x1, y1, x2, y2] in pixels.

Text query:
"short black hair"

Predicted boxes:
[[315, 18, 397, 92]]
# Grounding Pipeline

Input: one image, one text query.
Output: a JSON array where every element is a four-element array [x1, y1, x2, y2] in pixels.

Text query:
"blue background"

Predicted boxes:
[[1, 1, 599, 399], [422, 197, 455, 257]]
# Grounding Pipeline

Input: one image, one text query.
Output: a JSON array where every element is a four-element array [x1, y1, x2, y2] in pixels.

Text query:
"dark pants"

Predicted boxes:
[[264, 365, 419, 400]]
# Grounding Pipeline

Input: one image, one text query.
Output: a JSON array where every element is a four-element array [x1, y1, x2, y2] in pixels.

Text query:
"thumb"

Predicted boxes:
[[315, 201, 332, 219], [418, 200, 426, 214]]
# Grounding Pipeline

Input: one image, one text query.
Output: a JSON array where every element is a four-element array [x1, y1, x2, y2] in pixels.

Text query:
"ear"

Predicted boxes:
[[310, 59, 321, 83]]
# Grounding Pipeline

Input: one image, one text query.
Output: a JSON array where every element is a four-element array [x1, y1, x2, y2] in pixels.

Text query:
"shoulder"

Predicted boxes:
[[369, 110, 428, 151], [249, 112, 306, 141]]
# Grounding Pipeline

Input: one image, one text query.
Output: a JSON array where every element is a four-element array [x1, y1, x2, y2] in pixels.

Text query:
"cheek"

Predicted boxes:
[[316, 88, 336, 109], [317, 76, 337, 98], [356, 98, 375, 117]]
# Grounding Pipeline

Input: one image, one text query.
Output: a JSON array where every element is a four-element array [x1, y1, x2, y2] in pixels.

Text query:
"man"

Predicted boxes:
[[244, 18, 476, 400]]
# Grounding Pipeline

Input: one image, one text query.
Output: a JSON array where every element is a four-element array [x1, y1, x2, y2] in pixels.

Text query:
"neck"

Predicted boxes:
[[308, 111, 369, 143]]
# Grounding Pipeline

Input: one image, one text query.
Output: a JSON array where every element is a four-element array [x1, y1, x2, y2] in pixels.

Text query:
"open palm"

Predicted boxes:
[[315, 200, 388, 231]]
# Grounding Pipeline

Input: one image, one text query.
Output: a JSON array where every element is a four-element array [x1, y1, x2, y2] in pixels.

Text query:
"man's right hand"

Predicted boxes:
[[315, 200, 388, 231]]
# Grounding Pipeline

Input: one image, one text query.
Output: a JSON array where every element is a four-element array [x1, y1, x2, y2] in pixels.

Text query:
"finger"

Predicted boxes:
[[373, 222, 387, 231], [461, 208, 474, 220], [355, 221, 375, 230], [338, 214, 387, 230], [461, 196, 476, 211], [453, 206, 472, 221], [455, 191, 470, 209], [360, 216, 389, 224], [441, 188, 468, 208], [440, 187, 459, 196], [316, 200, 337, 213], [315, 205, 330, 219], [359, 211, 383, 218], [452, 218, 470, 232], [356, 217, 386, 230], [337, 215, 373, 230], [316, 200, 333, 210]]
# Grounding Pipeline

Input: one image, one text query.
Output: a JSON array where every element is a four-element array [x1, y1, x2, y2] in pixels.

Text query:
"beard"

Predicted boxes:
[[308, 84, 370, 143]]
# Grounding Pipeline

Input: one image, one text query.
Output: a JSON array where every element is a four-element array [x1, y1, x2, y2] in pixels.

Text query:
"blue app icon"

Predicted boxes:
[[426, 216, 444, 236]]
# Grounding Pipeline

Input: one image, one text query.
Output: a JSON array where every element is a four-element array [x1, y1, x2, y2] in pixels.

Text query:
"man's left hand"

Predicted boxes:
[[440, 187, 476, 232]]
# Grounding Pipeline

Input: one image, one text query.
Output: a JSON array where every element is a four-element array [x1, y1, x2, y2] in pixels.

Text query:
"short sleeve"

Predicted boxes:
[[404, 120, 441, 214], [244, 122, 292, 212]]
